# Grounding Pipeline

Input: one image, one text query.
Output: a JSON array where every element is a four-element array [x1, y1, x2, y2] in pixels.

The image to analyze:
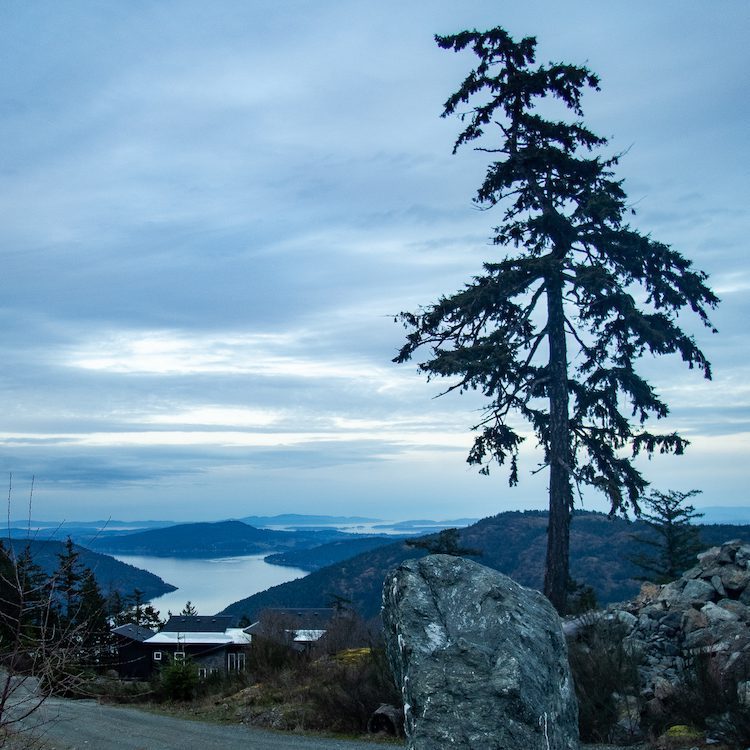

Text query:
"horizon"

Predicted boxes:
[[1, 1, 748, 522], [6, 504, 750, 527]]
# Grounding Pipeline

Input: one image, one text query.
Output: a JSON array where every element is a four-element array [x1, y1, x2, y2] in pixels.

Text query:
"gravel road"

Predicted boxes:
[[9, 697, 400, 750]]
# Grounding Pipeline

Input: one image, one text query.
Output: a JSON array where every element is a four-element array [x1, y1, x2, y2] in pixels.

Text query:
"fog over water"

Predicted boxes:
[[114, 554, 309, 617]]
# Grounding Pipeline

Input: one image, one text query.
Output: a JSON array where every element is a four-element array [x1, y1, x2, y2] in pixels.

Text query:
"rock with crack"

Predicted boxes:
[[382, 554, 579, 750]]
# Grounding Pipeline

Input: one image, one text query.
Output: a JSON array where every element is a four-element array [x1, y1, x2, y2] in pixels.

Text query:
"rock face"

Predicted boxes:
[[382, 554, 579, 750], [601, 539, 750, 735]]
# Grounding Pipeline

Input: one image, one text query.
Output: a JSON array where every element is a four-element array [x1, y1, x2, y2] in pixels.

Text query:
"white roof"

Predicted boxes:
[[291, 629, 326, 643], [146, 628, 251, 646]]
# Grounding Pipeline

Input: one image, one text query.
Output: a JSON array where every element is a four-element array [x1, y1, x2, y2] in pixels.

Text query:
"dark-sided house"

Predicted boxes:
[[112, 624, 156, 679], [245, 608, 335, 651], [143, 615, 251, 678]]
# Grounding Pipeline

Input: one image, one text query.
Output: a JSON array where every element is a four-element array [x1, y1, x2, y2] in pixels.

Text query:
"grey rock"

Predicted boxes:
[[717, 599, 749, 620], [681, 578, 717, 605], [735, 544, 750, 568], [701, 601, 738, 624], [720, 567, 747, 593], [710, 575, 727, 597], [615, 610, 638, 630], [697, 549, 720, 567], [383, 555, 578, 750]]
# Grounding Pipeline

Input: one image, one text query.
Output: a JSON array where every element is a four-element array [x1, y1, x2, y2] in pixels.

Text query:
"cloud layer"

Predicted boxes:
[[0, 1, 748, 520]]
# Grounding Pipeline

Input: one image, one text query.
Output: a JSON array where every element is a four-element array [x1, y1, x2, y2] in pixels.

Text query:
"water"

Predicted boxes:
[[113, 554, 309, 617]]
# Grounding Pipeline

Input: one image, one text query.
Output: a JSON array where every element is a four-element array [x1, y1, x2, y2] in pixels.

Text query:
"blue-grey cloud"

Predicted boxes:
[[0, 0, 747, 520]]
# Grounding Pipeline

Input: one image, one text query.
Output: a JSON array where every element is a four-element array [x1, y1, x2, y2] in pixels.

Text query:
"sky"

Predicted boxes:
[[0, 1, 748, 522]]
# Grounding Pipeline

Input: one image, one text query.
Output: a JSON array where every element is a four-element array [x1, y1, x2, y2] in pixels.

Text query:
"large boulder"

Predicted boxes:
[[382, 554, 578, 750]]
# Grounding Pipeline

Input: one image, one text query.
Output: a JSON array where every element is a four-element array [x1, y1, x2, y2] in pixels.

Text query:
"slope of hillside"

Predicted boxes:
[[264, 536, 405, 570], [6, 539, 176, 600], [90, 520, 349, 557], [221, 510, 750, 621]]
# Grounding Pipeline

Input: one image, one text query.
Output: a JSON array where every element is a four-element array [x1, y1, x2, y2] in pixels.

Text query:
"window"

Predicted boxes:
[[174, 651, 185, 661], [228, 652, 246, 672], [198, 667, 207, 679], [153, 651, 162, 661]]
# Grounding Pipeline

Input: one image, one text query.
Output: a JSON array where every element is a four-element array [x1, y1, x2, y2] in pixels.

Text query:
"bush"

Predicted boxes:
[[156, 658, 199, 702], [567, 615, 642, 743], [652, 651, 750, 746], [304, 647, 401, 734]]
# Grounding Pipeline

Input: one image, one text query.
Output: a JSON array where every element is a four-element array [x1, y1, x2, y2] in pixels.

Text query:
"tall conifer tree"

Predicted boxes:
[[395, 27, 717, 611]]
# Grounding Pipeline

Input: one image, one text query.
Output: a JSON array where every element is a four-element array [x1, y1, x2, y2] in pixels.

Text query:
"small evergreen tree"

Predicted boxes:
[[54, 537, 84, 625], [630, 489, 704, 583], [114, 588, 164, 630], [406, 528, 482, 557], [180, 600, 198, 616]]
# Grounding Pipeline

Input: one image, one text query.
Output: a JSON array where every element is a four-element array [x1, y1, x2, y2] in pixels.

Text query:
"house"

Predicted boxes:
[[143, 615, 252, 679], [111, 624, 156, 679], [245, 607, 336, 650]]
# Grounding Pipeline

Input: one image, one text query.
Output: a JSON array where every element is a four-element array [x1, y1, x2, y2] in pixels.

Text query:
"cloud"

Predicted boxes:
[[0, 1, 747, 519]]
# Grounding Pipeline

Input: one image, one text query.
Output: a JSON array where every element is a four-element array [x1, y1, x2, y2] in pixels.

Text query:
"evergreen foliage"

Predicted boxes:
[[395, 27, 717, 611], [113, 588, 164, 630], [180, 600, 198, 616], [406, 528, 481, 557], [629, 489, 704, 583], [55, 537, 84, 625]]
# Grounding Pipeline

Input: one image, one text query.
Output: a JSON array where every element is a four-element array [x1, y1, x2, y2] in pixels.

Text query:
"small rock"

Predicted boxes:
[[710, 574, 727, 597], [721, 567, 748, 593], [701, 601, 737, 624], [682, 578, 717, 605]]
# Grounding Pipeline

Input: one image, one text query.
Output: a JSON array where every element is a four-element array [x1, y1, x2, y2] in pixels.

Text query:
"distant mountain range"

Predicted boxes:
[[219, 510, 750, 622], [4, 539, 175, 601]]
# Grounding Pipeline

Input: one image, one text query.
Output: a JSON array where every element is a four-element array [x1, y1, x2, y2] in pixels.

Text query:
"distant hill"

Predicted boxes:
[[265, 536, 405, 571], [89, 519, 352, 557], [5, 539, 175, 600], [220, 510, 750, 621], [371, 518, 478, 531], [241, 514, 381, 527]]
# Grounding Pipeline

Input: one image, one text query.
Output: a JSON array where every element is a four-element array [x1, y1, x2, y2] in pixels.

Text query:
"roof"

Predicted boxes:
[[146, 627, 251, 646], [292, 629, 327, 643], [112, 624, 156, 642], [161, 615, 237, 632], [258, 608, 336, 628]]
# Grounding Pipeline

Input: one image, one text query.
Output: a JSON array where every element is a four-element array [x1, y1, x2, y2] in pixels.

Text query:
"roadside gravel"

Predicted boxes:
[[8, 697, 400, 750]]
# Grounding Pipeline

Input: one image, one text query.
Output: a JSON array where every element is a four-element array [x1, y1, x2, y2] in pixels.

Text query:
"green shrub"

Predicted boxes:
[[157, 658, 198, 702], [567, 615, 642, 743]]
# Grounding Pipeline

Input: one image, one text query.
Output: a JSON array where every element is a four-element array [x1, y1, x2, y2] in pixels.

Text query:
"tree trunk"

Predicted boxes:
[[544, 264, 573, 613]]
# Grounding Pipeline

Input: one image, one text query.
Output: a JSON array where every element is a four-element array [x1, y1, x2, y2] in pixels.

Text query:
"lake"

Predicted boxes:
[[113, 554, 309, 617]]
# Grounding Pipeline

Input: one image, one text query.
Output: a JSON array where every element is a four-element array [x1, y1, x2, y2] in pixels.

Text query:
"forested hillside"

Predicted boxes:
[[222, 510, 750, 621], [5, 539, 175, 600]]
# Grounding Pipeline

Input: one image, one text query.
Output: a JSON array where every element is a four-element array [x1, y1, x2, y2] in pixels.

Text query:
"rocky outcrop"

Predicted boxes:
[[382, 554, 578, 750], [592, 539, 750, 738]]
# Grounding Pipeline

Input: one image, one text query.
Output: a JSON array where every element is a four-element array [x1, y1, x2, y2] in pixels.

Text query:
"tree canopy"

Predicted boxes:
[[395, 27, 717, 611]]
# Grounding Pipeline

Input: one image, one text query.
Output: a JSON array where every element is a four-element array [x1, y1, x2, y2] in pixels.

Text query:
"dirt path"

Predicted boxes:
[[8, 697, 399, 750]]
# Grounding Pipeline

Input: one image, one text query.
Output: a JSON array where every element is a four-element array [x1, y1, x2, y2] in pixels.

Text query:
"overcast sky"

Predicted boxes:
[[1, 1, 748, 522]]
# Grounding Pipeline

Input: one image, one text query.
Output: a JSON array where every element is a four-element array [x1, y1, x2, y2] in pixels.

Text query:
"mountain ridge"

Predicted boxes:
[[220, 510, 750, 621]]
